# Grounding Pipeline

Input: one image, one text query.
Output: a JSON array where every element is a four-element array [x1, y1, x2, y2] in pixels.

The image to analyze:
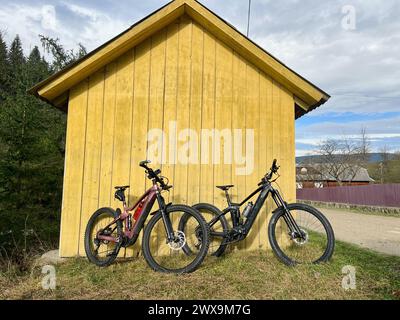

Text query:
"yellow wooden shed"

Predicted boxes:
[[30, 0, 329, 257]]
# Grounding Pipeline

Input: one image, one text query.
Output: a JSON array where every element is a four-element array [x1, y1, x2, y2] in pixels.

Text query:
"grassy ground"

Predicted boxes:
[[1, 238, 399, 300]]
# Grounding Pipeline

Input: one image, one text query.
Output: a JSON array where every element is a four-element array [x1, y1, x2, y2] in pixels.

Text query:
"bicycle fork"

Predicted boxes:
[[271, 190, 305, 239], [156, 191, 175, 242]]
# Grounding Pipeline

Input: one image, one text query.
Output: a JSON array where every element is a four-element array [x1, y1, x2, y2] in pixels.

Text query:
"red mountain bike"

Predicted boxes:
[[84, 160, 210, 273]]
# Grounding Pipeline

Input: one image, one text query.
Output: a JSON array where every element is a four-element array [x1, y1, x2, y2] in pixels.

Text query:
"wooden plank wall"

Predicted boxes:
[[60, 16, 296, 257]]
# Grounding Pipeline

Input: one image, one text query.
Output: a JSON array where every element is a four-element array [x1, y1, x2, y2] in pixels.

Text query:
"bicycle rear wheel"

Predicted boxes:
[[142, 205, 210, 273], [189, 203, 229, 257], [268, 203, 335, 266], [84, 208, 123, 267]]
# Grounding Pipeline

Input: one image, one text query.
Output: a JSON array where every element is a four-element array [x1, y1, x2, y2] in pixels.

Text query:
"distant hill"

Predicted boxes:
[[296, 153, 397, 164]]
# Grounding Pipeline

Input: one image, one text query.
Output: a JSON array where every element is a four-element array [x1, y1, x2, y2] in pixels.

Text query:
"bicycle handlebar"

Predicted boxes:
[[139, 160, 173, 190], [259, 159, 280, 185]]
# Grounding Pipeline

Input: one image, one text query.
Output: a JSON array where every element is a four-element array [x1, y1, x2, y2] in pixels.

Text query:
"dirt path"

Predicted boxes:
[[317, 207, 400, 256]]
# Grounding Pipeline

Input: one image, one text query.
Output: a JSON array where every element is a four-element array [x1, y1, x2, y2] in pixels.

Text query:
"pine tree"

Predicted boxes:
[[0, 32, 10, 104], [8, 35, 25, 68], [26, 46, 50, 85], [7, 35, 26, 96]]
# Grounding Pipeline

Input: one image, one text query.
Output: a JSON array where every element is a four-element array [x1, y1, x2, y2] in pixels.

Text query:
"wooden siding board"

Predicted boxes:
[[174, 16, 192, 204], [129, 39, 152, 256], [214, 39, 233, 210], [231, 52, 247, 251], [187, 22, 204, 205], [244, 63, 260, 250], [78, 70, 105, 255], [111, 49, 135, 257], [199, 29, 216, 205], [262, 73, 274, 249], [162, 21, 180, 203], [148, 28, 167, 253], [258, 73, 268, 249], [147, 29, 167, 177], [98, 63, 117, 208], [59, 80, 88, 257]]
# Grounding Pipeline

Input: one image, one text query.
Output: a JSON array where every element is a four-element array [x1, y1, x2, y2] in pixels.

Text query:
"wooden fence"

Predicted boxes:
[[297, 184, 400, 208]]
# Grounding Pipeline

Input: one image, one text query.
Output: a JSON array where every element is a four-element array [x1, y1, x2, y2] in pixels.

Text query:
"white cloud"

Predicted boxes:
[[296, 149, 315, 157], [61, 2, 99, 20], [59, 2, 128, 51], [0, 1, 129, 57]]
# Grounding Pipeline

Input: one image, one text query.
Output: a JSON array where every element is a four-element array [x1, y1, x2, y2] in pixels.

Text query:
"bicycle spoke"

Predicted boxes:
[[89, 214, 119, 260], [145, 209, 207, 272], [276, 208, 329, 264]]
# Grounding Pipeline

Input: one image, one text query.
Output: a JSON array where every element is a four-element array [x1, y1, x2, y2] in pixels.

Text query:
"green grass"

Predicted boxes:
[[1, 239, 399, 300]]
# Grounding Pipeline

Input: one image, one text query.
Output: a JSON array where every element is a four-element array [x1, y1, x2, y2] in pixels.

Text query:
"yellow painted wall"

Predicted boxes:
[[59, 16, 296, 257]]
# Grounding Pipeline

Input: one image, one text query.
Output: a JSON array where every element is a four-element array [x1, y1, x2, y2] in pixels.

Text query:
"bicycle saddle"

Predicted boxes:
[[114, 185, 130, 191], [216, 185, 234, 191]]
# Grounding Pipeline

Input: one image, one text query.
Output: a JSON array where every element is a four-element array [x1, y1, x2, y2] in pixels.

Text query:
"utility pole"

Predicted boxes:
[[247, 0, 252, 37], [379, 162, 383, 184]]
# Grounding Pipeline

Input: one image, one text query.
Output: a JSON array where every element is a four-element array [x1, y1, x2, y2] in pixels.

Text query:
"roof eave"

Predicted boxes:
[[295, 95, 330, 119]]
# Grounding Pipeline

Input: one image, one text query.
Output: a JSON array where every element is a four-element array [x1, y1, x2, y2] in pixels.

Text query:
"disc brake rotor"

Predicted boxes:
[[293, 229, 309, 246], [167, 231, 186, 250]]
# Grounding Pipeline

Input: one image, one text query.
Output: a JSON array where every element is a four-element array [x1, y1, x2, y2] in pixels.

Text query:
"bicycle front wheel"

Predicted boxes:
[[142, 205, 210, 273], [268, 203, 335, 266]]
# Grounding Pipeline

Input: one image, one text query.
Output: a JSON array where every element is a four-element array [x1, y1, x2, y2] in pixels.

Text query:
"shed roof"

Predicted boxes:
[[29, 0, 330, 118]]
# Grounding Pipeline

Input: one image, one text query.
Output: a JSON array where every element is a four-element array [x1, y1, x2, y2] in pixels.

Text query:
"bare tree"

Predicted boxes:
[[315, 129, 371, 186], [380, 145, 391, 165], [360, 127, 371, 164]]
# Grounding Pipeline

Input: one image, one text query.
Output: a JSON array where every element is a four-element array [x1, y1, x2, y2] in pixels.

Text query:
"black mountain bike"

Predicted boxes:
[[186, 160, 335, 266]]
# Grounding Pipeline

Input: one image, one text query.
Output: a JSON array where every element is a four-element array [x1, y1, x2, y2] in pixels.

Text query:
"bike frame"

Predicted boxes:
[[97, 182, 175, 246], [209, 181, 303, 240]]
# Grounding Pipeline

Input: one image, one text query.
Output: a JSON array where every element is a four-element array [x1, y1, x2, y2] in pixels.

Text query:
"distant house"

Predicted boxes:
[[296, 164, 374, 189]]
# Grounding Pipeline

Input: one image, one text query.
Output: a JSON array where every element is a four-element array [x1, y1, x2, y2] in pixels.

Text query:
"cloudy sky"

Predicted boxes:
[[1, 0, 399, 156]]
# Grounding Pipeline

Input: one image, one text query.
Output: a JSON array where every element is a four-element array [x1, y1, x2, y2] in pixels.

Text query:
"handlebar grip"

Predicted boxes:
[[272, 159, 277, 167], [139, 160, 151, 168]]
